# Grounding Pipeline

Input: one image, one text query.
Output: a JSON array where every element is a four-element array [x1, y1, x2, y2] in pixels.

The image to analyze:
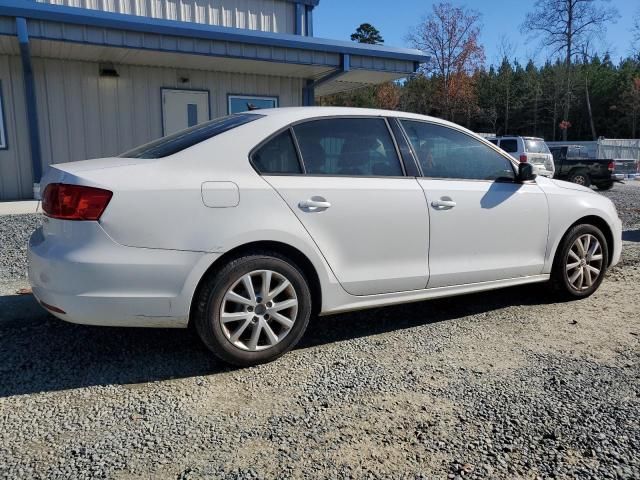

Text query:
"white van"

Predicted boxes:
[[487, 136, 555, 178]]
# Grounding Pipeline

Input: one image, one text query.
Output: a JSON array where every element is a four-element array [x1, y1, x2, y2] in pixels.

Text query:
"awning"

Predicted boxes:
[[0, 0, 428, 97]]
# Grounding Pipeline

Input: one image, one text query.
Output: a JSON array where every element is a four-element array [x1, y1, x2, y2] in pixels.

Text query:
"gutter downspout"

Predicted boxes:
[[16, 17, 43, 199], [305, 5, 314, 37], [295, 3, 304, 36]]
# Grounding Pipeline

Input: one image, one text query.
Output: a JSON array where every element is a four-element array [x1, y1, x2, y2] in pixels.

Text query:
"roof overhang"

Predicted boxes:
[[0, 0, 428, 96]]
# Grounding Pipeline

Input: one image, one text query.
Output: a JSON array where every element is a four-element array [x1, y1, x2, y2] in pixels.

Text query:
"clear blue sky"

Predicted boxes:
[[314, 0, 638, 66]]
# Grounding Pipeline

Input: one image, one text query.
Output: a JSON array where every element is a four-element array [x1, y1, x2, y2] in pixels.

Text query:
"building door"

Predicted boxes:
[[162, 89, 210, 136]]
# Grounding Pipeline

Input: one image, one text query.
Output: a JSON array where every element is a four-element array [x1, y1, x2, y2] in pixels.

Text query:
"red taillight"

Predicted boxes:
[[519, 154, 528, 163], [607, 161, 614, 172], [42, 183, 113, 221]]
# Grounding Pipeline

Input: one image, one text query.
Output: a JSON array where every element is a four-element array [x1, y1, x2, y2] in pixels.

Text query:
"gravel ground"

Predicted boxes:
[[0, 214, 41, 282], [0, 183, 638, 479]]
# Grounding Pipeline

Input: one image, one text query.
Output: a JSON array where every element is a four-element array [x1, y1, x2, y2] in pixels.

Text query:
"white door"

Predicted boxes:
[[263, 118, 430, 296], [400, 120, 549, 288], [162, 89, 210, 136]]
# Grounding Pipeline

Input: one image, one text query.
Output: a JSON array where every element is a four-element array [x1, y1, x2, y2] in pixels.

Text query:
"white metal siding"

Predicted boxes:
[[36, 0, 297, 34], [0, 55, 32, 201], [31, 57, 301, 167]]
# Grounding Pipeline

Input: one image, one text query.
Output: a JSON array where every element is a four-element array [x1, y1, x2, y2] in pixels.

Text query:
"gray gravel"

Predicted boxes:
[[0, 213, 41, 281], [0, 183, 638, 479]]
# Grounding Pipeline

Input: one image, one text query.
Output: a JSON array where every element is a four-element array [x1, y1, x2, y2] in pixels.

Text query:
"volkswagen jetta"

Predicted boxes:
[[28, 108, 622, 366]]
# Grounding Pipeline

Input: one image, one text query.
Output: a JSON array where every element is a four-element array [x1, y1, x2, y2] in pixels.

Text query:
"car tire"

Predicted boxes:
[[193, 252, 312, 367], [596, 183, 614, 191], [551, 224, 609, 299], [568, 170, 592, 187]]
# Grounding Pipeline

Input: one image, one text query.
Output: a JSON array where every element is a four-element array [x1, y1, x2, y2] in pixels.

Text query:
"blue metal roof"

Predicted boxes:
[[0, 0, 427, 64]]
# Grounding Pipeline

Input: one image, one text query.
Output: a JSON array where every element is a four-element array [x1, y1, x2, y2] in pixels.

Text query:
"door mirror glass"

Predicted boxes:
[[518, 163, 536, 182]]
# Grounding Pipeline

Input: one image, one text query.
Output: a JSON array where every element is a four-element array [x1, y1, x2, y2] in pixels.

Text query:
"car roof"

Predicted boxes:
[[249, 106, 474, 135], [487, 136, 545, 141]]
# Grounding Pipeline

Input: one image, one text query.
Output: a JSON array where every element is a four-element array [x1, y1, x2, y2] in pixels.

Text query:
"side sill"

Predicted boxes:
[[320, 274, 551, 316]]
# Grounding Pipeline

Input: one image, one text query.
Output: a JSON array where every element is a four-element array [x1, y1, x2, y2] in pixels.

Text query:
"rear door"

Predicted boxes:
[[258, 117, 430, 296], [401, 120, 549, 288]]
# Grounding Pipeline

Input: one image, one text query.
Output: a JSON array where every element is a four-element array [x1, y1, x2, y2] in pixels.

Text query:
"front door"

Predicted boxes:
[[161, 89, 210, 136], [265, 117, 430, 296], [400, 120, 549, 288]]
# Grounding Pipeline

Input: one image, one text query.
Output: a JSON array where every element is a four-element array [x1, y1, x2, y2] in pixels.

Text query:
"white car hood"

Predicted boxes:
[[541, 177, 595, 194]]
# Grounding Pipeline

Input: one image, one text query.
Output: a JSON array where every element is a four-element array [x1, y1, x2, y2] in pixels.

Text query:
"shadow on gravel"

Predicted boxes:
[[0, 282, 562, 398], [622, 229, 640, 242]]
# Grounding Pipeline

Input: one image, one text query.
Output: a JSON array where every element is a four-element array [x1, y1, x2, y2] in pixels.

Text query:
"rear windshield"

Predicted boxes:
[[499, 139, 518, 153], [524, 139, 550, 154], [120, 113, 263, 159]]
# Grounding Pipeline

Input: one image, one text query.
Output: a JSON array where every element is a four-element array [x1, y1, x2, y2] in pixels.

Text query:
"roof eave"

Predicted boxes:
[[0, 0, 427, 64]]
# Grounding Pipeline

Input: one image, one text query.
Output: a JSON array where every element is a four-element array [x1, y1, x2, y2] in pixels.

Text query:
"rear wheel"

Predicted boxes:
[[193, 252, 312, 367], [551, 224, 609, 299], [568, 169, 592, 187]]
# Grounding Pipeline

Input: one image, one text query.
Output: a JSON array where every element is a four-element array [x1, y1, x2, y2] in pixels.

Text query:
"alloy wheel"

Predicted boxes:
[[219, 270, 298, 352], [565, 234, 604, 291]]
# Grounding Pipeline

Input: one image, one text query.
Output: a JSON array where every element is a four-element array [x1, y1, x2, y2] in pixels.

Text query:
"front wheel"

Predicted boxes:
[[568, 170, 592, 187], [551, 224, 609, 299], [193, 252, 312, 367]]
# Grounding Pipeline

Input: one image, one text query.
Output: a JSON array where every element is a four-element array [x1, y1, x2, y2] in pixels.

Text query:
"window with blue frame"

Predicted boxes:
[[228, 95, 278, 114], [0, 81, 7, 150]]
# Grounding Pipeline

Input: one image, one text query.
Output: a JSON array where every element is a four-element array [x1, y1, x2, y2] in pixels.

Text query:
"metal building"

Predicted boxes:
[[0, 0, 427, 200]]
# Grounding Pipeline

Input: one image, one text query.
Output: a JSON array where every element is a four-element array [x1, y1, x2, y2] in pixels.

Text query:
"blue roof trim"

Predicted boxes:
[[284, 0, 320, 5], [0, 0, 427, 63]]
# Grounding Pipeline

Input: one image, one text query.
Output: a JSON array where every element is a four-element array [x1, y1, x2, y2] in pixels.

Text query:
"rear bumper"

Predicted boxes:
[[28, 220, 217, 328], [533, 166, 554, 178]]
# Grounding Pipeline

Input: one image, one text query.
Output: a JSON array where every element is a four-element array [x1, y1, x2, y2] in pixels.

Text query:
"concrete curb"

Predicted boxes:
[[0, 201, 40, 216]]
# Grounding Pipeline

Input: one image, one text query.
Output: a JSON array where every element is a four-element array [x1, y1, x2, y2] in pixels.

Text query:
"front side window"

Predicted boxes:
[[499, 139, 518, 153], [525, 139, 550, 154], [0, 81, 7, 150], [251, 130, 302, 174], [400, 120, 515, 182], [228, 95, 278, 114], [293, 118, 403, 177], [120, 114, 262, 159]]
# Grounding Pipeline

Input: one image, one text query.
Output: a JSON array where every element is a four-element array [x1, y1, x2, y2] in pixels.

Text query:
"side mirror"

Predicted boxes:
[[517, 163, 536, 182]]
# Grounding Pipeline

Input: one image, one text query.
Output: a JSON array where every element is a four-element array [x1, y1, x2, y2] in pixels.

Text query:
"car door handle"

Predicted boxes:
[[431, 199, 457, 210], [298, 198, 331, 211]]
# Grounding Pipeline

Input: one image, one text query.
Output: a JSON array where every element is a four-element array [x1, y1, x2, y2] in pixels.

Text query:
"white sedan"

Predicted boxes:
[[28, 107, 622, 366]]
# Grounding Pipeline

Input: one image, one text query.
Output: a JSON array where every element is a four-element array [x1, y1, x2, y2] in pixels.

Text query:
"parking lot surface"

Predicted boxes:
[[0, 183, 638, 479]]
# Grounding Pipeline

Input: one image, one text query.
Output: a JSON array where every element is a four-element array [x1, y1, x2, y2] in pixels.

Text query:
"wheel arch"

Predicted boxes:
[[557, 215, 614, 267], [188, 240, 323, 327]]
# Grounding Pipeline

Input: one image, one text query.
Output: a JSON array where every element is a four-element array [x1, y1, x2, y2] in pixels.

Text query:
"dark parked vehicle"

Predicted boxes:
[[550, 146, 615, 190]]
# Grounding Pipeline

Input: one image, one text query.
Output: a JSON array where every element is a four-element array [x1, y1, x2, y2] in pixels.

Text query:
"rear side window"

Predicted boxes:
[[120, 113, 263, 159], [293, 118, 404, 177], [401, 120, 515, 182], [524, 139, 550, 154], [499, 139, 518, 153], [251, 130, 302, 174], [487, 139, 498, 145], [567, 147, 588, 158]]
